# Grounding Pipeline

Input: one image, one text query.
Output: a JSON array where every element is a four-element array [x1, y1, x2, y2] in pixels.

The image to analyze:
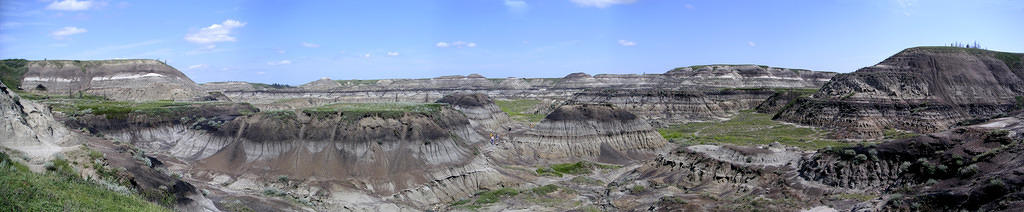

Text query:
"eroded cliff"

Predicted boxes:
[[777, 47, 1024, 138]]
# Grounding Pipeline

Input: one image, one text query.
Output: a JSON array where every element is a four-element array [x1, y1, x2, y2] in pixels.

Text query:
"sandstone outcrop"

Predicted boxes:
[[19, 59, 201, 101], [777, 47, 1024, 138], [0, 81, 73, 163], [503, 104, 667, 164], [435, 93, 511, 132]]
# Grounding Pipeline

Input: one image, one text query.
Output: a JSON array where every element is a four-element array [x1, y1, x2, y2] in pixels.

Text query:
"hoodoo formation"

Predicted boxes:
[[777, 47, 1024, 138], [504, 104, 668, 164], [2, 47, 1022, 212]]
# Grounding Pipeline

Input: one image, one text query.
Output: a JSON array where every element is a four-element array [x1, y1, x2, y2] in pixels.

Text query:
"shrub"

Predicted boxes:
[[531, 184, 559, 195], [958, 164, 979, 176], [630, 185, 646, 193]]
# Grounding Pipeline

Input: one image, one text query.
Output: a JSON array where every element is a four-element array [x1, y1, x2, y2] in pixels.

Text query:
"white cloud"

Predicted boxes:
[[436, 41, 477, 48], [504, 0, 528, 12], [184, 19, 246, 44], [617, 39, 636, 46], [187, 64, 208, 70], [267, 60, 292, 65], [570, 0, 636, 8], [747, 41, 756, 47], [363, 53, 371, 58], [51, 26, 86, 39], [386, 52, 400, 56], [301, 42, 320, 48], [46, 0, 93, 11]]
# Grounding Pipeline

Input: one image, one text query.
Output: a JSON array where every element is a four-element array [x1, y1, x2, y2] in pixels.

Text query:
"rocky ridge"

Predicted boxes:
[[777, 47, 1024, 138], [19, 59, 202, 101]]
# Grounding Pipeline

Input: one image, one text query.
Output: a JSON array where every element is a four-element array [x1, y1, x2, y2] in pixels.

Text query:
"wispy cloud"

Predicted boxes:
[[187, 64, 208, 70], [684, 4, 694, 9], [895, 0, 918, 16], [185, 19, 246, 44], [46, 0, 94, 11], [386, 52, 400, 56], [504, 0, 528, 12], [436, 41, 477, 48], [617, 39, 636, 46], [267, 60, 292, 65], [301, 42, 320, 48], [569, 0, 636, 8], [747, 41, 756, 47], [51, 26, 86, 39]]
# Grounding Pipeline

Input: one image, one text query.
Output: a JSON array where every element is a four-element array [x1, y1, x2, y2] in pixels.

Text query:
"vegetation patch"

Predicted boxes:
[[0, 152, 169, 212], [495, 99, 546, 123], [334, 79, 379, 86], [0, 59, 29, 90], [300, 102, 443, 121], [658, 111, 850, 150], [535, 161, 619, 177], [249, 83, 294, 89]]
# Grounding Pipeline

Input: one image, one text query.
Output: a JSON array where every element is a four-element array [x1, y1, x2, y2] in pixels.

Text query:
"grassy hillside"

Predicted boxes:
[[0, 151, 169, 212], [0, 59, 29, 90]]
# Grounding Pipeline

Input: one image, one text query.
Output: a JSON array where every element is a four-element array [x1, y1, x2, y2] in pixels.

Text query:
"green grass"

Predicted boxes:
[[657, 111, 850, 150], [0, 59, 29, 90], [22, 93, 252, 121], [474, 188, 519, 205], [0, 152, 169, 212], [334, 79, 379, 86], [914, 46, 1023, 69], [531, 185, 559, 195], [300, 102, 444, 120], [249, 82, 294, 89], [535, 161, 620, 177], [495, 99, 546, 123]]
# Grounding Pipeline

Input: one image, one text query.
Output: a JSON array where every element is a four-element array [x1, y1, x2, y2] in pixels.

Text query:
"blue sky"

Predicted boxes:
[[1, 0, 1022, 84]]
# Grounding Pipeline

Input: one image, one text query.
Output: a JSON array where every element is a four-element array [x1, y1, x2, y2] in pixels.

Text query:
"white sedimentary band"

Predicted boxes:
[[91, 73, 165, 81], [22, 77, 74, 82]]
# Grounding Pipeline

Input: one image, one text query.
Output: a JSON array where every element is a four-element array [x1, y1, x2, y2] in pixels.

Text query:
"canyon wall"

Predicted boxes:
[[19, 59, 202, 101]]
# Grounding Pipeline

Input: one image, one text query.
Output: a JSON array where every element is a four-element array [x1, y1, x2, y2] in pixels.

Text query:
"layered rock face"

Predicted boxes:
[[0, 81, 73, 162], [607, 144, 821, 211], [568, 88, 776, 126], [504, 104, 667, 164], [755, 89, 816, 114], [798, 113, 1024, 211], [777, 47, 1024, 138], [89, 104, 504, 209], [19, 59, 201, 101], [204, 65, 836, 105], [435, 93, 511, 132]]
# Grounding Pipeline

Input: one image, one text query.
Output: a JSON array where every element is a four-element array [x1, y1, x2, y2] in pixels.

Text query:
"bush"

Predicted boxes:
[[958, 164, 979, 176], [630, 185, 646, 193], [475, 188, 518, 205], [531, 184, 559, 195]]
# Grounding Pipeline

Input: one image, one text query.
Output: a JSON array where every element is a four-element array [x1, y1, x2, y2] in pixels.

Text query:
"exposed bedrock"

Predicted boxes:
[[777, 47, 1024, 138], [91, 105, 505, 209], [435, 92, 511, 132], [798, 114, 1024, 211], [609, 144, 824, 211], [19, 59, 202, 101], [755, 89, 816, 114], [0, 81, 74, 162], [567, 88, 776, 126], [203, 65, 835, 106], [501, 104, 668, 164]]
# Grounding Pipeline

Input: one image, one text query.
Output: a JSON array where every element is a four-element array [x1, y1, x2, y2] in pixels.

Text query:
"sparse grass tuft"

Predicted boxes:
[[496, 99, 546, 123], [300, 102, 444, 121]]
